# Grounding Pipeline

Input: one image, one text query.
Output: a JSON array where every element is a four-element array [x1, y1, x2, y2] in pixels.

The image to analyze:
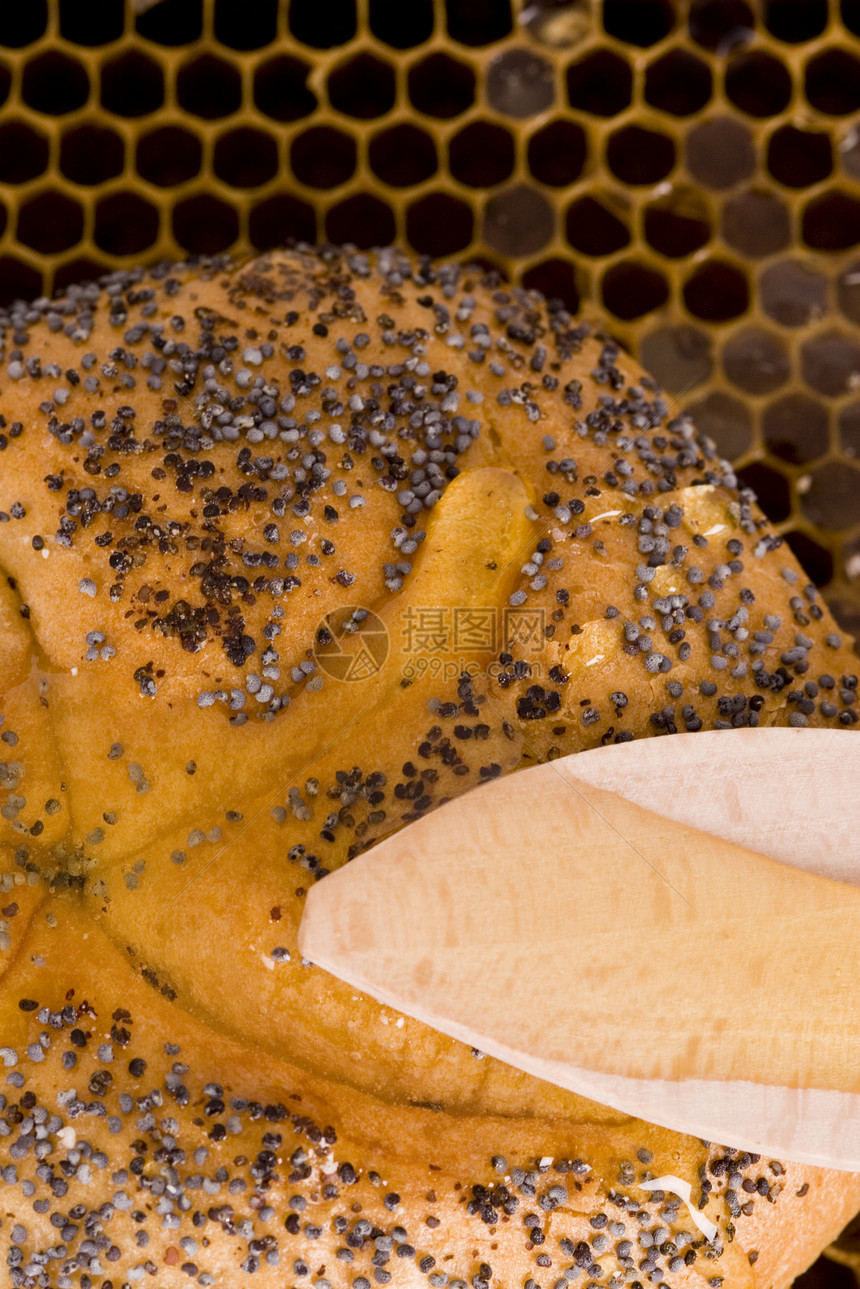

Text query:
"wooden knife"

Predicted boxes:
[[298, 728, 860, 1171]]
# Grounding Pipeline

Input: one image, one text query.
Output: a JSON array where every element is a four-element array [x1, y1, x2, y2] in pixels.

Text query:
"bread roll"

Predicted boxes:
[[0, 245, 858, 1289]]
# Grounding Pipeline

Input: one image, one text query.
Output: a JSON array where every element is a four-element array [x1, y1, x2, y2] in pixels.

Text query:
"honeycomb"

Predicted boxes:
[[0, 0, 859, 1279]]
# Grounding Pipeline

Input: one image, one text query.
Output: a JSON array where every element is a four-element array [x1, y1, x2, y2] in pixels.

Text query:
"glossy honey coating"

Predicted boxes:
[[0, 246, 858, 1289]]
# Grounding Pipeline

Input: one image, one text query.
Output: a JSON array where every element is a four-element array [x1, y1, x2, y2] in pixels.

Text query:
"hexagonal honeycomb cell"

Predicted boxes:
[[292, 124, 357, 189], [370, 123, 438, 187], [136, 124, 202, 187], [0, 0, 855, 653], [409, 50, 475, 117], [0, 119, 49, 183], [763, 393, 830, 465], [527, 118, 587, 186], [254, 53, 316, 120], [213, 126, 280, 188], [408, 191, 474, 257], [645, 47, 712, 115], [100, 49, 165, 117], [327, 51, 396, 118], [449, 121, 515, 188], [566, 192, 630, 257], [722, 188, 791, 257], [61, 121, 124, 187]]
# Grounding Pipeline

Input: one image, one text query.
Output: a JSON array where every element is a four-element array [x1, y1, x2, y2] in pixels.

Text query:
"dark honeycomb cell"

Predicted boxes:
[[370, 0, 434, 47], [603, 0, 674, 46], [214, 127, 279, 188], [249, 193, 316, 250], [22, 51, 89, 115], [838, 402, 860, 458], [17, 190, 84, 254], [328, 52, 396, 119], [683, 260, 749, 322], [565, 195, 630, 256], [177, 53, 242, 119], [838, 262, 860, 325], [831, 1214, 860, 1258], [825, 590, 860, 638], [214, 0, 278, 50], [326, 194, 396, 249], [0, 61, 10, 108], [737, 461, 792, 524], [725, 51, 792, 118], [721, 189, 790, 257], [53, 256, 109, 293], [60, 123, 124, 185], [843, 0, 860, 37], [0, 121, 49, 184], [801, 330, 860, 396], [484, 184, 554, 257], [829, 597, 860, 644], [173, 194, 238, 255], [685, 390, 753, 459], [760, 260, 828, 327], [688, 0, 755, 52], [764, 0, 827, 41], [644, 49, 712, 116], [0, 2, 47, 47], [764, 394, 829, 464], [136, 0, 203, 45], [0, 256, 42, 309], [370, 123, 437, 187], [95, 192, 160, 256], [685, 117, 755, 189], [784, 532, 833, 588], [800, 461, 860, 530], [407, 193, 474, 257], [291, 125, 356, 189], [607, 124, 675, 185], [449, 121, 514, 188], [446, 0, 511, 45], [101, 50, 164, 117], [805, 49, 860, 116], [640, 325, 712, 395], [136, 126, 202, 187], [288, 0, 356, 48], [409, 53, 475, 118], [767, 125, 832, 189], [601, 261, 669, 321], [254, 55, 316, 122], [522, 259, 580, 314], [566, 50, 632, 116], [723, 327, 790, 394], [803, 191, 860, 252], [60, 0, 123, 45], [527, 120, 586, 187], [486, 49, 554, 118], [644, 189, 711, 258]]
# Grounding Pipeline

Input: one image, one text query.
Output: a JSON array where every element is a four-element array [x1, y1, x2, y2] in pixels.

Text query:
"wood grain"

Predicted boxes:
[[299, 730, 860, 1168]]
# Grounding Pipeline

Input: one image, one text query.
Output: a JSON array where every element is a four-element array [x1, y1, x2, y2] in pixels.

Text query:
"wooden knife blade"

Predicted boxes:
[[298, 729, 860, 1170]]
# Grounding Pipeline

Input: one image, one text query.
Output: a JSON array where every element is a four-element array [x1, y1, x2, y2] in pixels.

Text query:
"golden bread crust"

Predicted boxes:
[[0, 246, 858, 1289]]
